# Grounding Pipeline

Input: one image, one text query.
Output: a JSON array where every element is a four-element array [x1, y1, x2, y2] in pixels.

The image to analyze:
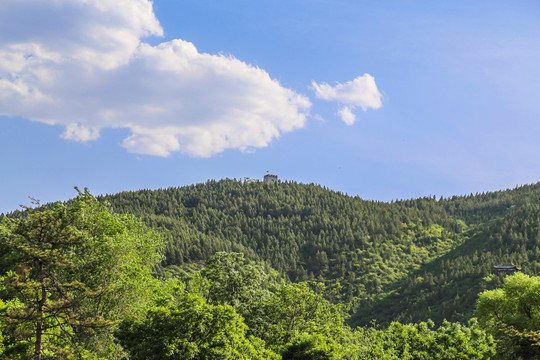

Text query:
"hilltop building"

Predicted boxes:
[[263, 174, 278, 183], [493, 263, 521, 274]]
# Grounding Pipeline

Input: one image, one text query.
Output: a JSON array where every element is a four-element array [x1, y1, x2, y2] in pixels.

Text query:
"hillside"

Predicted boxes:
[[101, 179, 540, 326]]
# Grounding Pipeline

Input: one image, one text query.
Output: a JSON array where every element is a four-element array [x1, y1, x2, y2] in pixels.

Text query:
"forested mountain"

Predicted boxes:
[[101, 179, 540, 327]]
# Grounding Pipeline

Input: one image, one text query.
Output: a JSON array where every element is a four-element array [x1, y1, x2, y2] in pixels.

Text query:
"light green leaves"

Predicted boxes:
[[476, 273, 540, 358], [115, 289, 279, 360], [0, 188, 164, 359]]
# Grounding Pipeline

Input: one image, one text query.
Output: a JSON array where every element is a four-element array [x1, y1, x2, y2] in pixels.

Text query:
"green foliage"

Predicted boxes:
[[281, 333, 335, 360], [5, 178, 540, 358], [281, 331, 377, 360], [477, 273, 540, 358], [0, 297, 32, 359], [100, 179, 540, 326], [491, 324, 540, 360], [0, 189, 163, 359], [367, 319, 495, 360], [244, 282, 346, 352], [0, 302, 5, 357], [200, 252, 267, 307], [477, 273, 540, 331], [115, 286, 279, 360], [363, 199, 540, 326], [193, 253, 348, 354], [114, 251, 496, 359]]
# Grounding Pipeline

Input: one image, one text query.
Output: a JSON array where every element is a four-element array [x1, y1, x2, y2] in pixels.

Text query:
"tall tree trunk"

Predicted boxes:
[[34, 261, 46, 360]]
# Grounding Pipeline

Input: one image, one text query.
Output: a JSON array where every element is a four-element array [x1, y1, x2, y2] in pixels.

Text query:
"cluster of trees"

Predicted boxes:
[[100, 179, 540, 326], [356, 198, 540, 326], [115, 251, 497, 360], [0, 189, 163, 359], [476, 272, 540, 359], [1, 189, 539, 359]]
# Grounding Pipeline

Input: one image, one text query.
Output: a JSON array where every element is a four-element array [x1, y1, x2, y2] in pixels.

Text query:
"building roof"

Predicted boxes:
[[493, 263, 521, 270]]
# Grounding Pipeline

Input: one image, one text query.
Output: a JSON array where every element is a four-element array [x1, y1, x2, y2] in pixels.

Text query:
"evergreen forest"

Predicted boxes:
[[103, 179, 540, 326], [2, 180, 540, 359]]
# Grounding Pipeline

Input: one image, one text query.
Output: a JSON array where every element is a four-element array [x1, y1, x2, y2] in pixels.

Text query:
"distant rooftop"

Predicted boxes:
[[493, 263, 521, 273]]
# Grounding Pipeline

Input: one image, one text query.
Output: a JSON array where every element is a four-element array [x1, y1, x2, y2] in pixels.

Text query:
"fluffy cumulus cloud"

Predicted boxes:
[[312, 74, 382, 125], [0, 0, 310, 157]]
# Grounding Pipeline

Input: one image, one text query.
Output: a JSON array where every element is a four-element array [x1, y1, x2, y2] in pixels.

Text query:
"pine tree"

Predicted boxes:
[[0, 199, 113, 359], [1, 189, 163, 359]]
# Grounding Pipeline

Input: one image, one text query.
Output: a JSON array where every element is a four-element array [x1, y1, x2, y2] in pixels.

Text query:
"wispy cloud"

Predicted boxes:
[[0, 0, 311, 157], [312, 74, 382, 125]]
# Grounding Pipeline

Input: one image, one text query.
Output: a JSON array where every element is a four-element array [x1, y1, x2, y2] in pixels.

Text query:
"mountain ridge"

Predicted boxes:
[[92, 179, 540, 326]]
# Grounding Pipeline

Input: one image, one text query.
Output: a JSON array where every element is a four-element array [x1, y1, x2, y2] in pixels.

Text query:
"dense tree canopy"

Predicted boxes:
[[115, 287, 279, 360], [374, 319, 495, 360], [477, 272, 540, 359], [0, 189, 163, 359], [100, 179, 540, 326], [115, 252, 496, 360], [3, 180, 540, 359]]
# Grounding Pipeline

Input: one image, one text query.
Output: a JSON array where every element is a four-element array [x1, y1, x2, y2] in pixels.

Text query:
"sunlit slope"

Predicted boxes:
[[103, 180, 540, 325]]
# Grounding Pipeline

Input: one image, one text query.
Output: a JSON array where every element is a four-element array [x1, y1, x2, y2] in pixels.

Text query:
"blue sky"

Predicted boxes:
[[1, 0, 540, 213]]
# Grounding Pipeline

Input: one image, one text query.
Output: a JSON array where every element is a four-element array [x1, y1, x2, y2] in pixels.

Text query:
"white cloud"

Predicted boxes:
[[0, 0, 311, 157], [337, 106, 356, 126], [61, 123, 100, 142], [312, 74, 382, 125]]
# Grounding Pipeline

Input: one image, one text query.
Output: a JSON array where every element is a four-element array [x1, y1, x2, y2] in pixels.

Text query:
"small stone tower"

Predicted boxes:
[[263, 174, 278, 183]]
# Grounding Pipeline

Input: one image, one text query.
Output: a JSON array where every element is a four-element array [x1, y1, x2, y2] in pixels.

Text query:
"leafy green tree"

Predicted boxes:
[[431, 319, 495, 359], [476, 272, 540, 358], [243, 282, 347, 353], [280, 331, 375, 360], [371, 319, 495, 360], [0, 198, 110, 359], [477, 272, 540, 331], [353, 326, 397, 360], [281, 333, 335, 360], [0, 296, 32, 359], [115, 286, 278, 360], [196, 252, 354, 356], [200, 252, 267, 307], [0, 189, 163, 359]]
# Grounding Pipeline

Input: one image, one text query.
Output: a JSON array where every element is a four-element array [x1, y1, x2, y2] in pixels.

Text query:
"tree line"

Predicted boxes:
[[0, 192, 495, 358], [3, 181, 540, 358], [100, 179, 540, 326]]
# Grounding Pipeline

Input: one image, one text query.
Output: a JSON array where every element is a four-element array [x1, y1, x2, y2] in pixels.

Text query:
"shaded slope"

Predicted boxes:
[[355, 200, 540, 326], [100, 179, 540, 326]]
